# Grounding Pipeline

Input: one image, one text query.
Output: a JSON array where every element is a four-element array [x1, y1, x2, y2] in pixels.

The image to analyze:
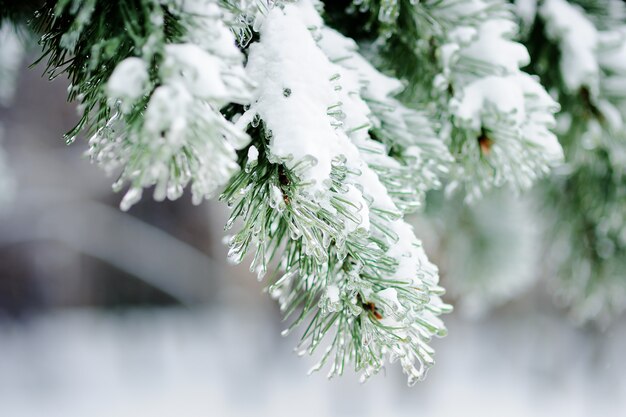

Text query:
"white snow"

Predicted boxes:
[[540, 0, 599, 93], [326, 284, 340, 304], [241, 5, 346, 195], [241, 4, 397, 215], [240, 2, 448, 383], [97, 0, 253, 210], [452, 75, 526, 130], [376, 288, 402, 311], [461, 19, 530, 73], [448, 27, 477, 45], [438, 0, 563, 199], [106, 57, 150, 113], [313, 17, 451, 213], [316, 26, 403, 103], [515, 73, 562, 162], [247, 145, 259, 164], [144, 83, 191, 146], [172, 0, 220, 16], [515, 0, 538, 28], [598, 30, 626, 73], [162, 43, 229, 101], [453, 71, 561, 165], [292, 0, 444, 288]]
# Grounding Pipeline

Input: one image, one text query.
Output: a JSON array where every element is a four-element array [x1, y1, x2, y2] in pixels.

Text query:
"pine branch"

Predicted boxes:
[[329, 0, 563, 201], [33, 0, 253, 209], [222, 2, 451, 384]]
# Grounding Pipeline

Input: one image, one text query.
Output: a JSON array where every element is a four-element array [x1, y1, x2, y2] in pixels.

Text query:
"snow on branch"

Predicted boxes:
[[225, 1, 450, 385], [436, 2, 563, 201]]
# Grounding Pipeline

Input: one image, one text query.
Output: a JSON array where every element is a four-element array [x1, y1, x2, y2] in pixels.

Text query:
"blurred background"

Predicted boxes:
[[1, 25, 625, 417]]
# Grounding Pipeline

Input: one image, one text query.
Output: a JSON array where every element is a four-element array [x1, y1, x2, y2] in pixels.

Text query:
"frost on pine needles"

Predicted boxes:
[[439, 3, 562, 201], [31, 0, 575, 383], [354, 0, 563, 202], [36, 0, 253, 210], [314, 23, 452, 212], [222, 2, 450, 385]]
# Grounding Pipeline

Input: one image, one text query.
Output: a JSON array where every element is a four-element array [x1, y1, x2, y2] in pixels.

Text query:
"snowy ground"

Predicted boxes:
[[0, 300, 624, 417]]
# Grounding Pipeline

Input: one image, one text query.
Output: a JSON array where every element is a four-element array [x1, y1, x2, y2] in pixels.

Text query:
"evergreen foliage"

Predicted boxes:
[[523, 0, 626, 324], [4, 0, 622, 383], [327, 0, 562, 202]]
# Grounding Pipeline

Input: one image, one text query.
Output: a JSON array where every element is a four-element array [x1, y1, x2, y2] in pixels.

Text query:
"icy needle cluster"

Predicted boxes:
[[345, 0, 563, 202], [224, 2, 450, 384], [35, 0, 253, 210]]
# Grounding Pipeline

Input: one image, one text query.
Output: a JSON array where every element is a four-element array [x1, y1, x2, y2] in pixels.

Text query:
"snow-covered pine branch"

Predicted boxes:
[[434, 1, 562, 201], [224, 1, 450, 385], [313, 22, 452, 213], [25, 0, 585, 382], [349, 0, 563, 202], [36, 0, 253, 210]]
